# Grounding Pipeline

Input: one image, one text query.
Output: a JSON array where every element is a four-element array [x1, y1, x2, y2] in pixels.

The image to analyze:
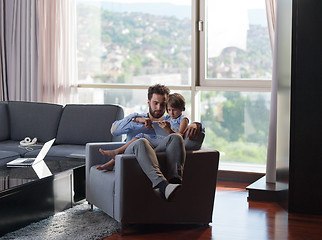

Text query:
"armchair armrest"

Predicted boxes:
[[85, 142, 126, 176]]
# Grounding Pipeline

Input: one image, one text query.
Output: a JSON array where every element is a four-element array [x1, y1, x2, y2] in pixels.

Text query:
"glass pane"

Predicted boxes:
[[200, 91, 270, 170], [78, 88, 191, 120], [206, 0, 272, 79], [77, 0, 191, 85]]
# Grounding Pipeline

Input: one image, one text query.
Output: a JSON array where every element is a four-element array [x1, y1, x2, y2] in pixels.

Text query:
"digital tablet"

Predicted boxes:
[[152, 121, 169, 137]]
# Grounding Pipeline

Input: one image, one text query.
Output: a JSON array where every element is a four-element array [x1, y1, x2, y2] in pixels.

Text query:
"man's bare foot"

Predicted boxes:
[[96, 159, 115, 171], [99, 148, 119, 159]]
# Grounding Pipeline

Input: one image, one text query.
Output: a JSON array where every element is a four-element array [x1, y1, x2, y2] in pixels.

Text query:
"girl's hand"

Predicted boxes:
[[158, 120, 171, 132]]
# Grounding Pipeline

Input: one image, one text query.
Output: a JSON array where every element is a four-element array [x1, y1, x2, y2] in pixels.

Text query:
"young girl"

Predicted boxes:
[[97, 93, 189, 171]]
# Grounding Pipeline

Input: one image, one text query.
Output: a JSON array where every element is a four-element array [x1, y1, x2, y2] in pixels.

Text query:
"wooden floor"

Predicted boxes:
[[104, 181, 322, 240]]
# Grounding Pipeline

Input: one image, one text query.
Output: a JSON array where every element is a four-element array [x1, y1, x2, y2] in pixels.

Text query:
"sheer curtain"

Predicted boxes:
[[36, 0, 78, 104], [1, 0, 77, 104], [265, 0, 278, 183]]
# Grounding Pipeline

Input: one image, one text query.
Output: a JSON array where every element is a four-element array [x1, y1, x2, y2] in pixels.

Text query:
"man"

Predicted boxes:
[[111, 84, 203, 200], [111, 85, 204, 148]]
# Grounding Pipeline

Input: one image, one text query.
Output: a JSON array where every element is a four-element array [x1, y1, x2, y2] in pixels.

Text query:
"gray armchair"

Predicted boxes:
[[86, 142, 219, 229]]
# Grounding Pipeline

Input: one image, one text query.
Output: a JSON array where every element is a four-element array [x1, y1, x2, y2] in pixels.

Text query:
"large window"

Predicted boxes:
[[200, 91, 270, 171], [77, 0, 191, 86], [76, 0, 272, 173], [198, 0, 271, 171], [199, 0, 272, 90]]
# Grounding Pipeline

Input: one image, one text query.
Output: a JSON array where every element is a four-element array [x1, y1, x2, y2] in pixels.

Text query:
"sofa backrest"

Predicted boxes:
[[55, 104, 124, 145], [0, 102, 9, 141], [8, 101, 63, 142]]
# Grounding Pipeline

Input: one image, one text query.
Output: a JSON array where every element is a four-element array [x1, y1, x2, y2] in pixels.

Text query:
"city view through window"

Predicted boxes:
[[76, 0, 272, 170], [77, 0, 191, 86], [206, 0, 272, 80]]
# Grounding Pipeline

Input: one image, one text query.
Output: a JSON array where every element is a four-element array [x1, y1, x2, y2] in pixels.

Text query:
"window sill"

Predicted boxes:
[[219, 162, 265, 173]]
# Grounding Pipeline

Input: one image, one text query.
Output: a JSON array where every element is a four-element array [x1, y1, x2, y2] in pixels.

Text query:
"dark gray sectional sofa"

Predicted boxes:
[[0, 101, 124, 166]]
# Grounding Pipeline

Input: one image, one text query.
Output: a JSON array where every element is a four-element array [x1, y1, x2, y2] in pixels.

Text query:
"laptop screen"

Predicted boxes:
[[33, 138, 55, 165], [32, 160, 52, 179]]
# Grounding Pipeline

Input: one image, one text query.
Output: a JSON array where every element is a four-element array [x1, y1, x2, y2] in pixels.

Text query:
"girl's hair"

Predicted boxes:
[[167, 93, 185, 111]]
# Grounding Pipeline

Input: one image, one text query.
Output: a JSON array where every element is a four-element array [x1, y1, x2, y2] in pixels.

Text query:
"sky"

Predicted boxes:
[[207, 0, 267, 57]]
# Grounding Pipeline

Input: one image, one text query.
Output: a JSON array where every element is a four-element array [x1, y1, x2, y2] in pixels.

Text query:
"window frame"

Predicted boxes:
[[197, 0, 272, 92], [76, 0, 271, 173]]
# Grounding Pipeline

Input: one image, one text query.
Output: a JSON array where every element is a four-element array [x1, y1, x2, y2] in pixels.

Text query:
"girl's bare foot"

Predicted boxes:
[[99, 148, 119, 159], [96, 159, 115, 171]]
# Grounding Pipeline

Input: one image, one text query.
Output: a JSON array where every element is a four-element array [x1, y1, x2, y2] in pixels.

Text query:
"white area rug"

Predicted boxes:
[[0, 202, 120, 240]]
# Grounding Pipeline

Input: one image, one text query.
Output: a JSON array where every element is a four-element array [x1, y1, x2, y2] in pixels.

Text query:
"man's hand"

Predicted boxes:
[[184, 122, 200, 139], [135, 117, 153, 129]]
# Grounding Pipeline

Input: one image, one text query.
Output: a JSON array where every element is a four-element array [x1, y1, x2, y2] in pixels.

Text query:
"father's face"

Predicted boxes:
[[148, 93, 167, 119]]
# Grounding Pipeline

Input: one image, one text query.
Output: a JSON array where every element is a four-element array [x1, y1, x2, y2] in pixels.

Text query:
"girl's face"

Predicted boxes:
[[167, 106, 182, 119]]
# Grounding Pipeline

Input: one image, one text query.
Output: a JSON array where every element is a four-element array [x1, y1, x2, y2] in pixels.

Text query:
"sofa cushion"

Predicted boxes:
[[0, 102, 9, 141], [8, 101, 63, 142], [24, 144, 85, 160], [0, 150, 20, 166], [55, 104, 124, 145], [0, 140, 43, 157]]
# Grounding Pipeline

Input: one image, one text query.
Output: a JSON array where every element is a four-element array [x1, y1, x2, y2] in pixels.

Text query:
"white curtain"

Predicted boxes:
[[36, 0, 78, 104], [265, 0, 278, 183], [1, 0, 77, 104]]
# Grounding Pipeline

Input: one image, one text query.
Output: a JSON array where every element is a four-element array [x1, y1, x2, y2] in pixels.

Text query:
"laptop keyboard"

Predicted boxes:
[[22, 159, 35, 163]]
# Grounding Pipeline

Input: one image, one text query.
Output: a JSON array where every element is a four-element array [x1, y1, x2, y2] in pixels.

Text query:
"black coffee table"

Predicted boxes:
[[0, 157, 85, 236]]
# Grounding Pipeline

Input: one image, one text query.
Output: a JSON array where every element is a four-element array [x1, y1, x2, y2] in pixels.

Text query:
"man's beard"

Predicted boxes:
[[149, 105, 164, 119]]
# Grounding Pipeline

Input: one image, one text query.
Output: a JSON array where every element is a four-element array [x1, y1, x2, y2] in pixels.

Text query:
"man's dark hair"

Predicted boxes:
[[147, 84, 170, 100]]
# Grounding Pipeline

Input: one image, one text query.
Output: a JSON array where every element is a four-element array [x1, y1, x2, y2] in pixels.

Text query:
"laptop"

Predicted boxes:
[[32, 158, 52, 179], [7, 138, 55, 167]]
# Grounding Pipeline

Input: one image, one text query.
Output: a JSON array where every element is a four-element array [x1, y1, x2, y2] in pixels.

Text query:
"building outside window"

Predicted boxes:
[[76, 0, 272, 173]]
